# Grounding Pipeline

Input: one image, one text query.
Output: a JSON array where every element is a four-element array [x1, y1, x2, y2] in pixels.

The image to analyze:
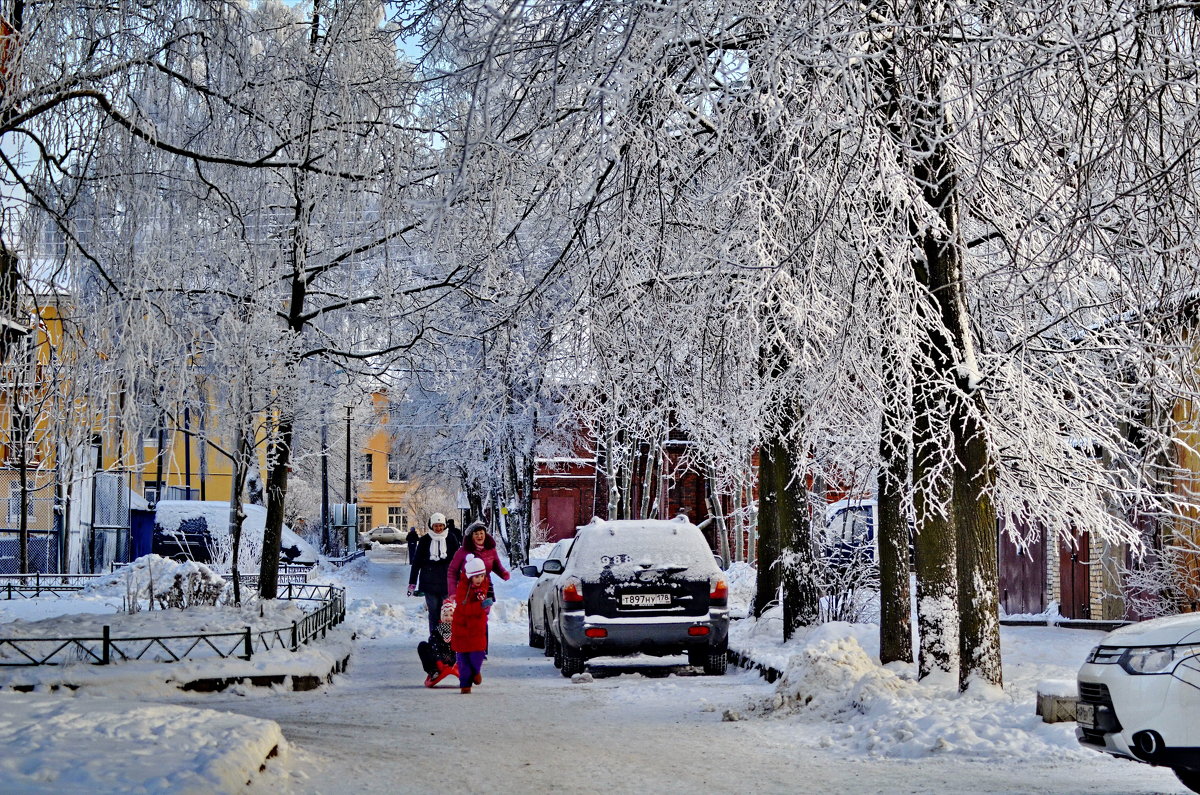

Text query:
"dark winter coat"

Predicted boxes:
[[446, 530, 511, 595], [405, 528, 419, 561], [451, 575, 490, 653], [408, 531, 460, 597]]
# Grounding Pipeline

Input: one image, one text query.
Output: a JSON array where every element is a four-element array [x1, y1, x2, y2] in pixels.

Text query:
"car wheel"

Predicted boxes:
[[543, 615, 556, 658], [559, 644, 585, 677], [552, 636, 564, 669], [702, 645, 728, 676], [528, 608, 545, 649], [1176, 768, 1200, 794]]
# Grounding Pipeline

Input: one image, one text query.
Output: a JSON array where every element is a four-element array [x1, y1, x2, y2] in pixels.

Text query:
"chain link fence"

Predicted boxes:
[[89, 471, 132, 573], [0, 468, 58, 574]]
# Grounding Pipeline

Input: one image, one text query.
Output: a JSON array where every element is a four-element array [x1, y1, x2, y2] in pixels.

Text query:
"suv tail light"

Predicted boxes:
[[709, 575, 728, 605], [562, 576, 584, 605]]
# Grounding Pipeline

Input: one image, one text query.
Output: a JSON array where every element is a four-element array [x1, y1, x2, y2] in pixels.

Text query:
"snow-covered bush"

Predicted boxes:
[[817, 551, 880, 624], [83, 555, 230, 611]]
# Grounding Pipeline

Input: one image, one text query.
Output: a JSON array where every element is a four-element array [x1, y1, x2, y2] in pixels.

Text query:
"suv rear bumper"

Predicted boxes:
[[560, 609, 729, 656]]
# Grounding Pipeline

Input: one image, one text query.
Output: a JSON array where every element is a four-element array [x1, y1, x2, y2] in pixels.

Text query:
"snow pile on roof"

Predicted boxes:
[[80, 554, 227, 604], [154, 501, 318, 565], [0, 693, 285, 792]]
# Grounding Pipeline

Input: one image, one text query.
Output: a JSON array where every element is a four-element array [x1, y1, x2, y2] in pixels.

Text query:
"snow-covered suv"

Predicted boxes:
[[1076, 612, 1200, 793], [542, 517, 729, 677]]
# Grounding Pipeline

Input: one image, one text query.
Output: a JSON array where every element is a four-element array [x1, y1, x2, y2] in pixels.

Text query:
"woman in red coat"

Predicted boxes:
[[451, 554, 492, 694], [446, 521, 511, 597]]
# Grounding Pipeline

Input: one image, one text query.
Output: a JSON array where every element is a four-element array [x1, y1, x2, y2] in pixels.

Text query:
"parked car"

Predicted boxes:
[[1076, 612, 1200, 793], [522, 538, 575, 650], [541, 516, 729, 677], [368, 526, 404, 545]]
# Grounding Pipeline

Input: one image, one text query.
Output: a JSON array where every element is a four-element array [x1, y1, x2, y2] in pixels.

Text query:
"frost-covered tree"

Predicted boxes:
[[410, 0, 1200, 691]]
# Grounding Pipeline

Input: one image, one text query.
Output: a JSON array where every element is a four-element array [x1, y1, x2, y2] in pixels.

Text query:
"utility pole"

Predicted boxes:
[[320, 416, 330, 553], [344, 405, 352, 502], [183, 407, 191, 499], [344, 405, 353, 551]]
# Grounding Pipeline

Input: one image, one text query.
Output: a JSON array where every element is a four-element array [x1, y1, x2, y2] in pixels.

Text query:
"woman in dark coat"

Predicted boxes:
[[446, 520, 511, 598], [408, 514, 460, 636]]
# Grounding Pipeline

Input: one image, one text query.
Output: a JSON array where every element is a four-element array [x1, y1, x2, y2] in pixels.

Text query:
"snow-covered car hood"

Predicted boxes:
[[1100, 612, 1200, 647]]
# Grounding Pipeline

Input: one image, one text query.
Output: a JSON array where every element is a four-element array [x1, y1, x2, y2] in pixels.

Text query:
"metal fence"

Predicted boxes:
[[0, 467, 58, 574], [89, 471, 132, 572], [0, 532, 58, 575], [327, 550, 366, 568], [0, 581, 345, 666]]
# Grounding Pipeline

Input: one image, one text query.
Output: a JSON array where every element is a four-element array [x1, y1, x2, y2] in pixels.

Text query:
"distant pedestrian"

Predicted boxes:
[[446, 518, 461, 546], [447, 520, 511, 598], [451, 554, 493, 694], [408, 512, 460, 635], [405, 525, 419, 564]]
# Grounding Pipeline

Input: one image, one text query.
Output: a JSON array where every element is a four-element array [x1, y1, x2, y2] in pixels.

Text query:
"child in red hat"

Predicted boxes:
[[451, 554, 493, 694]]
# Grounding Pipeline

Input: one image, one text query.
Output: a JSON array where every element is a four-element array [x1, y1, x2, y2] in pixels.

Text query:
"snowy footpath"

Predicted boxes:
[[0, 546, 1192, 793]]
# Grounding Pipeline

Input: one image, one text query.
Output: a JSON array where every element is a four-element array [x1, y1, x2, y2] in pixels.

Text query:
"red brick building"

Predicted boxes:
[[531, 428, 715, 543]]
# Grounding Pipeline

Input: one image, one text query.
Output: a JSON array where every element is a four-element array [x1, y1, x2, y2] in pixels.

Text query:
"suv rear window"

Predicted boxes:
[[571, 521, 715, 574]]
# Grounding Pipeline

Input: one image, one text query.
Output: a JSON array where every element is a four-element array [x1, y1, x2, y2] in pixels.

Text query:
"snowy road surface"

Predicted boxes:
[[175, 548, 1186, 794]]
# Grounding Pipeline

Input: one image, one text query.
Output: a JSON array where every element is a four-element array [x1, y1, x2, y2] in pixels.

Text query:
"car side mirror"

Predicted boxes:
[[520, 565, 540, 578], [714, 554, 727, 571], [542, 559, 564, 575]]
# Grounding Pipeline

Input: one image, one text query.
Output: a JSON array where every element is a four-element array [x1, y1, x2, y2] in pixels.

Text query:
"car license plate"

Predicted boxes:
[[620, 593, 671, 608], [1076, 703, 1095, 727]]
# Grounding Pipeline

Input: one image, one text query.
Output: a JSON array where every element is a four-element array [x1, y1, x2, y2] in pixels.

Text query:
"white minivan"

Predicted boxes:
[[1076, 612, 1200, 793]]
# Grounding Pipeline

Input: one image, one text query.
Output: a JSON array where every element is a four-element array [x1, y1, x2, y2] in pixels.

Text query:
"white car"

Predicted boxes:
[[1076, 612, 1200, 793], [368, 526, 404, 544], [522, 538, 574, 650]]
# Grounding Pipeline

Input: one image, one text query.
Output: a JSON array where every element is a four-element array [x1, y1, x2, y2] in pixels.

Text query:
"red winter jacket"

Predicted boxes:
[[451, 575, 490, 653], [446, 532, 511, 595]]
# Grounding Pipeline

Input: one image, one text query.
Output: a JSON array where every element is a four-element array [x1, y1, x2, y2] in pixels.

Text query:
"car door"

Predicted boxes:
[[531, 539, 570, 634]]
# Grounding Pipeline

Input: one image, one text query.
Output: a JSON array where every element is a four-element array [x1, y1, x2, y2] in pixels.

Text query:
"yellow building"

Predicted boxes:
[[354, 391, 457, 538]]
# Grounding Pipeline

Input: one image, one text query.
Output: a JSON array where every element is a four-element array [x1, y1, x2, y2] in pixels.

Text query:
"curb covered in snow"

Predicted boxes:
[[728, 647, 784, 683]]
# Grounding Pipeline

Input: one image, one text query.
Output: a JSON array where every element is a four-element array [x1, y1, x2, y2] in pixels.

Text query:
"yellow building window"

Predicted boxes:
[[387, 506, 407, 529]]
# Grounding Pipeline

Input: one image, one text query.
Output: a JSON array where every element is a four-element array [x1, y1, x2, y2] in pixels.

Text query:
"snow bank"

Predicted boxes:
[[724, 561, 756, 618], [0, 693, 285, 793], [732, 616, 1100, 763]]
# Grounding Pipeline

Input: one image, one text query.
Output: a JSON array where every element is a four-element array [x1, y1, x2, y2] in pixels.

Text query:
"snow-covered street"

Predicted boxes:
[[139, 548, 1182, 794]]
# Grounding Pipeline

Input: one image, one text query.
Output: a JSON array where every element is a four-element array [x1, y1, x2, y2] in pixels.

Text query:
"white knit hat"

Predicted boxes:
[[464, 554, 486, 578], [429, 512, 446, 527]]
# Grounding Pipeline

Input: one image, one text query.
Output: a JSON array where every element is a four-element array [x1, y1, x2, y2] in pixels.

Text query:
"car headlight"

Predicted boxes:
[[1119, 644, 1200, 675]]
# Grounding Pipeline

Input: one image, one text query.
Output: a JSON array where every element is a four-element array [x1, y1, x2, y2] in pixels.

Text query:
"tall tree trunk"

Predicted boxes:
[[259, 416, 292, 599], [911, 403, 959, 679], [777, 428, 819, 639], [227, 415, 251, 605], [754, 435, 781, 618], [877, 334, 913, 664], [916, 106, 1002, 690], [954, 403, 1000, 688]]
